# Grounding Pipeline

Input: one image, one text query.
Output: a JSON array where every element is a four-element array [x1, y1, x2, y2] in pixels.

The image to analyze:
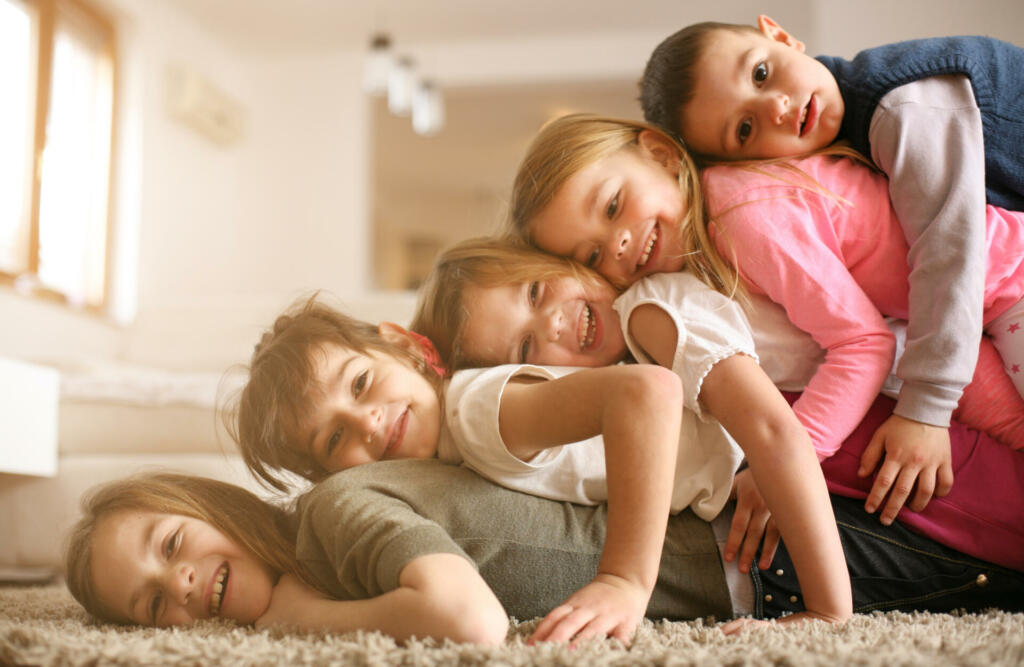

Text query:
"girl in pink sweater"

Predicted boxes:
[[508, 113, 1024, 525]]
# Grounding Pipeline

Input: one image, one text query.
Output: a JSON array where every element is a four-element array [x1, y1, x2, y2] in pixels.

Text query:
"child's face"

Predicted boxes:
[[90, 511, 275, 627], [459, 274, 627, 367], [529, 139, 688, 288], [297, 343, 441, 473], [678, 20, 843, 160]]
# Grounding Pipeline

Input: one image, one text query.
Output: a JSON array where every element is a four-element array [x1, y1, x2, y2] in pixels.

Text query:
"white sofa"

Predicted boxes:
[[0, 360, 276, 569]]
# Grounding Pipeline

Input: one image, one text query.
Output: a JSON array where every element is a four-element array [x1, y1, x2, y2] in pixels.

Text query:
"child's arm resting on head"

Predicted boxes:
[[498, 364, 683, 645], [629, 304, 852, 627], [256, 554, 508, 645]]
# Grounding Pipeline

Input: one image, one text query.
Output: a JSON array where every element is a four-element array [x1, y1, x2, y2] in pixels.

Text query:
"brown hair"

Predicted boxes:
[[410, 236, 604, 371], [640, 21, 762, 147], [64, 472, 306, 624], [223, 294, 441, 491], [508, 113, 738, 298]]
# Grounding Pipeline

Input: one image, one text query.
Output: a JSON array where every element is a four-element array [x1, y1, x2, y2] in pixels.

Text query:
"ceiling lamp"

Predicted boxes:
[[362, 33, 393, 95], [387, 56, 416, 116], [412, 80, 444, 136]]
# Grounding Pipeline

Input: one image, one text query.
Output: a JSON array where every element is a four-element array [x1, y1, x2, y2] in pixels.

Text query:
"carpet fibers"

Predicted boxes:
[[2, 584, 1023, 666]]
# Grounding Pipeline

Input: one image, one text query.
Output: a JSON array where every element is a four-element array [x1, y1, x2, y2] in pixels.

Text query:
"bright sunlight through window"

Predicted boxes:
[[1, 0, 115, 311]]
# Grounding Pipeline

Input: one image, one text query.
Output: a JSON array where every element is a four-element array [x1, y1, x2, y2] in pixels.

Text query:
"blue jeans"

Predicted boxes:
[[754, 495, 1024, 619]]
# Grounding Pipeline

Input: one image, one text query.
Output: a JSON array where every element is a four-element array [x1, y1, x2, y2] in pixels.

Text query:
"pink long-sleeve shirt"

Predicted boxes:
[[702, 155, 1024, 459]]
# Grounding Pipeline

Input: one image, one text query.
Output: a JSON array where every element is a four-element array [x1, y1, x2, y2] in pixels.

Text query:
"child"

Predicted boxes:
[[65, 462, 1024, 636], [413, 235, 1024, 572], [229, 295, 828, 641], [640, 19, 1024, 515], [506, 113, 1024, 524]]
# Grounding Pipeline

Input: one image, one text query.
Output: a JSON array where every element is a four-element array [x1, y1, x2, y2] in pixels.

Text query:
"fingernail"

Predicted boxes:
[[725, 551, 735, 561]]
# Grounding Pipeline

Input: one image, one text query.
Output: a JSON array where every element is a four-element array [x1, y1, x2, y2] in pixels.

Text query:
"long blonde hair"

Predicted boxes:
[[411, 235, 604, 371], [222, 293, 443, 491], [64, 472, 309, 624], [508, 113, 738, 298]]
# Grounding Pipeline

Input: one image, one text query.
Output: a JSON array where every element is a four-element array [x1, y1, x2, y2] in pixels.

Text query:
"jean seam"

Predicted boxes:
[[837, 519, 986, 568], [855, 580, 980, 613]]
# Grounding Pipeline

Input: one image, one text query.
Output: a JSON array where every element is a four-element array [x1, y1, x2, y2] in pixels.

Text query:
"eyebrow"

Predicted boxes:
[[305, 355, 356, 455], [127, 518, 159, 623]]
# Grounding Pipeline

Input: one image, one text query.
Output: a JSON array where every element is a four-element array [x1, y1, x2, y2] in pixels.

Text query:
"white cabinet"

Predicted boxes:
[[0, 357, 58, 476]]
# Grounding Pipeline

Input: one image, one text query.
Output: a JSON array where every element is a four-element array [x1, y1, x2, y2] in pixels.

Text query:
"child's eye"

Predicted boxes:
[[352, 370, 368, 397], [164, 529, 180, 559], [528, 281, 539, 306], [606, 192, 619, 219], [753, 61, 768, 84], [584, 247, 600, 268], [150, 591, 163, 624], [327, 429, 342, 455], [518, 336, 532, 364], [738, 119, 753, 145]]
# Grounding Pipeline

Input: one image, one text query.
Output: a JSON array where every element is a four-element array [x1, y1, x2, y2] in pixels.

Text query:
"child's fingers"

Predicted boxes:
[[721, 617, 767, 635], [880, 466, 919, 525], [737, 512, 769, 573], [725, 507, 752, 562], [757, 520, 781, 570], [858, 430, 886, 477], [528, 604, 575, 643], [864, 457, 900, 514], [908, 466, 936, 513], [935, 462, 954, 498]]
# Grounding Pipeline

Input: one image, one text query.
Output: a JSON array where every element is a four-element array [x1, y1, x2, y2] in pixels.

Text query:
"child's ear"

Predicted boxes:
[[378, 321, 419, 351], [757, 15, 805, 52], [637, 130, 681, 176]]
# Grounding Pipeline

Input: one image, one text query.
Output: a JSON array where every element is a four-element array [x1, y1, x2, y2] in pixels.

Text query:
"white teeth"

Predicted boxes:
[[579, 305, 595, 350], [210, 564, 228, 616], [799, 105, 808, 131], [638, 227, 658, 267]]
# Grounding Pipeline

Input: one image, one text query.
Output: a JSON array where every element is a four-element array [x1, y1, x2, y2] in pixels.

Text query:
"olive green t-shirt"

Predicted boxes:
[[294, 459, 732, 621]]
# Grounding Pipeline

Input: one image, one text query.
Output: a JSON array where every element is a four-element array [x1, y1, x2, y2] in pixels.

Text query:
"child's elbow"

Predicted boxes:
[[621, 364, 683, 406], [444, 599, 509, 645]]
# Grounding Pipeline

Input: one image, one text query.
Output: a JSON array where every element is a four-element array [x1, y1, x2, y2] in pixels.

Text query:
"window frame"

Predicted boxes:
[[1, 0, 117, 315]]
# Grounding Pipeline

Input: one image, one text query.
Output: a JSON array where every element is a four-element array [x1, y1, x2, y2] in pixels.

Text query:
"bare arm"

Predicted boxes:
[[629, 304, 851, 625], [499, 364, 683, 644], [256, 554, 508, 645]]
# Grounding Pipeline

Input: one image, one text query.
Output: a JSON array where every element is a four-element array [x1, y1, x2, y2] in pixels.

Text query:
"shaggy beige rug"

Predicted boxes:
[[2, 584, 1023, 666]]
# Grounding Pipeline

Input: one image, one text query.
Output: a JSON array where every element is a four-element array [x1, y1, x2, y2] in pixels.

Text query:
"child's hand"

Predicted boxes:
[[727, 469, 780, 572], [528, 573, 649, 646], [858, 415, 953, 524], [255, 574, 327, 630]]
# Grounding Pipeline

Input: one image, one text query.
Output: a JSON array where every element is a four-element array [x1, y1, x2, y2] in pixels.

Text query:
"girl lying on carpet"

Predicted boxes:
[[412, 236, 1024, 574], [64, 443, 1024, 644], [231, 294, 851, 642]]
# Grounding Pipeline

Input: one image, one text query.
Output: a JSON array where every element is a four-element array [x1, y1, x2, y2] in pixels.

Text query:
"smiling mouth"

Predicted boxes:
[[799, 96, 816, 137], [382, 409, 408, 459], [637, 225, 659, 270], [210, 563, 229, 616], [578, 305, 596, 350]]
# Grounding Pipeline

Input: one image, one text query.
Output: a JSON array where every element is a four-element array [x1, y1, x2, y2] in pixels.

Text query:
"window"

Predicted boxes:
[[1, 0, 115, 311]]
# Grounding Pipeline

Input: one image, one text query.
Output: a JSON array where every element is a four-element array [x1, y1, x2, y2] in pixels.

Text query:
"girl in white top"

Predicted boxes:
[[412, 237, 852, 633]]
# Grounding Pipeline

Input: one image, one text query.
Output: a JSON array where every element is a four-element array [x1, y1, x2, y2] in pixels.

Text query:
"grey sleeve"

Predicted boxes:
[[868, 75, 986, 426], [295, 474, 471, 601]]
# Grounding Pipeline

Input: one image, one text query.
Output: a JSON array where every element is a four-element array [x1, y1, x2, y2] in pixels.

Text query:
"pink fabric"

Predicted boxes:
[[790, 391, 1024, 571], [954, 336, 1024, 449], [703, 156, 1024, 457]]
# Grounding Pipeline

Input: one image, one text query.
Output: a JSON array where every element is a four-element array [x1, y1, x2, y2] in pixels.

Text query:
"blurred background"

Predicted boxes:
[[3, 0, 1023, 373]]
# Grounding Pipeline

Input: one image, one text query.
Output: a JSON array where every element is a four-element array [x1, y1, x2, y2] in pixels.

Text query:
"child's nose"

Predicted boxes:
[[544, 309, 564, 343], [358, 406, 382, 440], [611, 227, 631, 259], [168, 563, 196, 606], [766, 93, 790, 125]]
